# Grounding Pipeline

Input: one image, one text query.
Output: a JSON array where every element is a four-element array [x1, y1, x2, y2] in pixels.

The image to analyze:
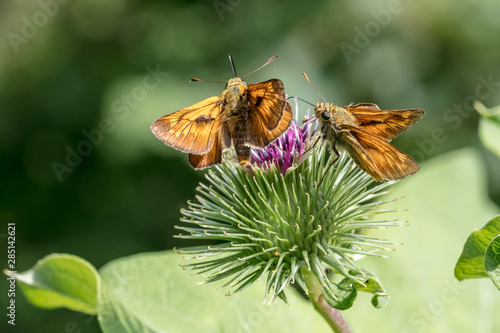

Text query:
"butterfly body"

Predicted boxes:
[[219, 77, 253, 165], [151, 73, 293, 169], [314, 101, 424, 182]]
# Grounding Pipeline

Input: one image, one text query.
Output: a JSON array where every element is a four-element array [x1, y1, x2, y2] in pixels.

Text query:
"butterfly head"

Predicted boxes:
[[226, 77, 247, 89], [223, 77, 248, 110], [314, 101, 335, 124]]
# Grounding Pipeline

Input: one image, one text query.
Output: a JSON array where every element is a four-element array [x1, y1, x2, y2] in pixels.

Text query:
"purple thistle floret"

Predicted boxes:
[[251, 117, 316, 175]]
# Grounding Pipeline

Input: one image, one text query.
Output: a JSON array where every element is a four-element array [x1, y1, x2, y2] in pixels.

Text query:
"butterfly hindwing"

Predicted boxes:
[[188, 134, 222, 169], [340, 126, 420, 181]]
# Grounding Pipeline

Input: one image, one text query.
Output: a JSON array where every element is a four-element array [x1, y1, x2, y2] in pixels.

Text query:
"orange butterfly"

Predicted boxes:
[[151, 55, 293, 169], [304, 73, 425, 182]]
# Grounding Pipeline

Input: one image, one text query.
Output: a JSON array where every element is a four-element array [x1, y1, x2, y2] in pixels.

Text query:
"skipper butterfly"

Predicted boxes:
[[151, 55, 293, 169], [304, 73, 425, 182]]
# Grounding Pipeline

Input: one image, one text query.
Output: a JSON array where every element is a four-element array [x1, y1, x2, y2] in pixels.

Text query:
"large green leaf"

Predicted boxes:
[[14, 254, 99, 314], [16, 251, 331, 332], [476, 102, 500, 158], [485, 235, 500, 291], [97, 251, 331, 333], [455, 215, 500, 280], [343, 148, 500, 333]]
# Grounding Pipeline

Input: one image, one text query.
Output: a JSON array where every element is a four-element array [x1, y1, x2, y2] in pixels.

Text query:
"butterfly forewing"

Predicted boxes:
[[245, 99, 293, 148], [265, 101, 293, 141], [247, 79, 289, 130], [346, 104, 424, 142], [151, 96, 221, 155], [243, 79, 293, 148]]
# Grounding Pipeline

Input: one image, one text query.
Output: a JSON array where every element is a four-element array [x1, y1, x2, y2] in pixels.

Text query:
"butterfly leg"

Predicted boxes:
[[318, 143, 340, 187], [298, 134, 322, 160], [330, 143, 340, 164]]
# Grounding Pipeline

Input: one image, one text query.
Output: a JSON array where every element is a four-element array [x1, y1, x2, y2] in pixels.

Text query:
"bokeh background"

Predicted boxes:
[[1, 0, 500, 332]]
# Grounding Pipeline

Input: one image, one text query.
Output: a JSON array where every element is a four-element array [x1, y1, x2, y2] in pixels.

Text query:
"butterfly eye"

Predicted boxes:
[[321, 111, 331, 120]]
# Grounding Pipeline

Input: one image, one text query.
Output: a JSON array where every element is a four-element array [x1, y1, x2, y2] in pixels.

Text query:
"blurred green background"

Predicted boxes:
[[1, 0, 500, 332]]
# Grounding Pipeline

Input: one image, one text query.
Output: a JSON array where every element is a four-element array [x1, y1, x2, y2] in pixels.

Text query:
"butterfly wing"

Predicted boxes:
[[245, 79, 293, 148], [151, 96, 221, 154], [188, 120, 231, 169], [339, 126, 420, 182], [188, 134, 223, 169], [346, 103, 424, 142]]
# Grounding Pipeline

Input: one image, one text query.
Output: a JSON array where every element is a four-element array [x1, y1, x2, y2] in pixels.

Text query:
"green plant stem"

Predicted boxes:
[[303, 267, 352, 333]]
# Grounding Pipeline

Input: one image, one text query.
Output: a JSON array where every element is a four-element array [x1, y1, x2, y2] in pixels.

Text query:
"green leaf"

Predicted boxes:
[[343, 148, 500, 332], [351, 268, 390, 309], [455, 215, 500, 280], [485, 235, 500, 290], [476, 101, 500, 158], [17, 251, 331, 332], [97, 250, 331, 333], [13, 253, 99, 314], [370, 293, 390, 309], [322, 278, 357, 310]]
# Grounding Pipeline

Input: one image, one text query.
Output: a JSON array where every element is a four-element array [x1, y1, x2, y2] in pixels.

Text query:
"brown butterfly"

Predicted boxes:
[[151, 55, 293, 169], [303, 73, 425, 182]]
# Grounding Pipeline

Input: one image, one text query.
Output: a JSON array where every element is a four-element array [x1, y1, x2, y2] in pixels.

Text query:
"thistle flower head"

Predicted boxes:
[[250, 118, 314, 175], [176, 106, 404, 310]]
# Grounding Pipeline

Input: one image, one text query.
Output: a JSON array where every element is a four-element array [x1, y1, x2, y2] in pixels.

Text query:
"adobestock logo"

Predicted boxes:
[[339, 0, 411, 64], [407, 279, 468, 333], [51, 65, 169, 182], [7, 0, 72, 54], [213, 0, 243, 21], [409, 74, 500, 163], [235, 300, 275, 333]]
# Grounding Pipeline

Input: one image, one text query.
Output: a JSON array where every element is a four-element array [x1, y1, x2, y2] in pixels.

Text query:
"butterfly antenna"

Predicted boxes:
[[242, 55, 278, 78], [286, 96, 317, 123], [303, 73, 326, 102], [288, 96, 316, 107], [302, 116, 317, 124], [228, 53, 237, 78], [189, 77, 227, 83]]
